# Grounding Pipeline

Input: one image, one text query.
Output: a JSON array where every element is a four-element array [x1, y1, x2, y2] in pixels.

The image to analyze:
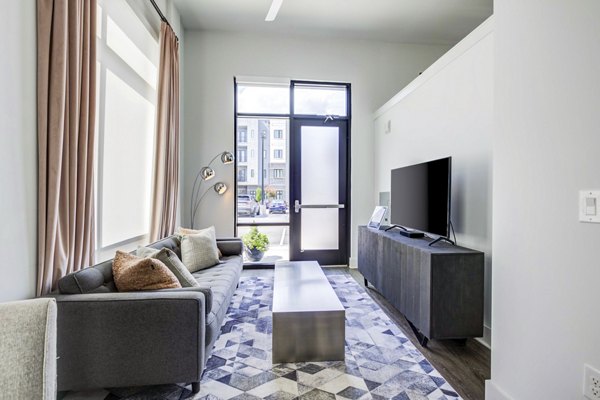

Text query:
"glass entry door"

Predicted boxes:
[[289, 118, 349, 265]]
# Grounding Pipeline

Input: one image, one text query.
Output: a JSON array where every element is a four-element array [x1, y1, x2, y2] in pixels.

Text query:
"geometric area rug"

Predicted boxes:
[[62, 271, 461, 400]]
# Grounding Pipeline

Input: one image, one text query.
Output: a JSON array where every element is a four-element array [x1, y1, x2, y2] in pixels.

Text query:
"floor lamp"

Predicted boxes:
[[190, 151, 234, 229]]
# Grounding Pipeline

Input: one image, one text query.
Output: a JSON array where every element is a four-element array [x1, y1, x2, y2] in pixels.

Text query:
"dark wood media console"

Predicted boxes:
[[357, 225, 484, 346]]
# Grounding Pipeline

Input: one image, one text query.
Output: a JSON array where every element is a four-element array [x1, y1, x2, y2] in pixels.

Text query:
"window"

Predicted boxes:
[[238, 127, 247, 143], [238, 168, 247, 182], [237, 83, 289, 114], [250, 149, 255, 158], [273, 169, 284, 179], [274, 149, 283, 159], [274, 129, 283, 139], [250, 169, 255, 178], [237, 148, 247, 162], [293, 84, 348, 116], [276, 190, 284, 200], [96, 0, 159, 254]]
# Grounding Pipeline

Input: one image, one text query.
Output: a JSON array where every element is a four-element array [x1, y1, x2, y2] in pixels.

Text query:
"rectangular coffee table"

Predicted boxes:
[[272, 260, 345, 363]]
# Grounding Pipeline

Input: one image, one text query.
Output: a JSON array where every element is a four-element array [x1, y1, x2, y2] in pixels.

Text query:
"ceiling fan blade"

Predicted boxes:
[[265, 0, 283, 22]]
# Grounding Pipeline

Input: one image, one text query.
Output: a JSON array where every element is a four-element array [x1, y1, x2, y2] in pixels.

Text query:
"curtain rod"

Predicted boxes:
[[149, 0, 179, 42]]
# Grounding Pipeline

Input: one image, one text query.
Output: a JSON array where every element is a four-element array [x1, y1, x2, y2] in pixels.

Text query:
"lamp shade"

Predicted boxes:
[[214, 182, 227, 195], [200, 166, 215, 180], [221, 151, 234, 164]]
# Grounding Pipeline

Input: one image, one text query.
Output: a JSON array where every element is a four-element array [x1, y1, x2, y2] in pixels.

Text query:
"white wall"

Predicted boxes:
[[183, 30, 449, 260], [373, 18, 494, 346], [0, 0, 37, 301], [487, 1, 600, 399]]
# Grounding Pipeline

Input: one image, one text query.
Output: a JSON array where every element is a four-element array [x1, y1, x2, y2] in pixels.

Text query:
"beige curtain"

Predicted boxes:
[[150, 22, 180, 241], [37, 0, 97, 295]]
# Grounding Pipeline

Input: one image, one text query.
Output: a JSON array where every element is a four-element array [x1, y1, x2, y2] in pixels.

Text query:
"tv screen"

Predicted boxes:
[[390, 157, 451, 237]]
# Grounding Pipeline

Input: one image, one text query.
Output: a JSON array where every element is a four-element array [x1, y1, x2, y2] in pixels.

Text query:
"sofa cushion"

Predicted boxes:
[[178, 227, 223, 258], [58, 267, 104, 294], [180, 227, 220, 272], [135, 246, 200, 288], [112, 251, 181, 292], [156, 249, 200, 288], [192, 256, 242, 328], [146, 235, 182, 259]]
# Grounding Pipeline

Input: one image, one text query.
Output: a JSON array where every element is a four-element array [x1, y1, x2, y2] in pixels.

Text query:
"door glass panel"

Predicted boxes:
[[301, 209, 338, 250], [294, 85, 347, 116], [300, 126, 339, 250]]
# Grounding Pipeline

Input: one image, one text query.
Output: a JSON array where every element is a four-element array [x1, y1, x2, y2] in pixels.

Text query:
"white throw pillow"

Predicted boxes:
[[180, 226, 220, 272]]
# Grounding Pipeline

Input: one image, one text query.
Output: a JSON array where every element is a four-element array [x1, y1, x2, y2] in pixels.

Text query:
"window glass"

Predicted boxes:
[[237, 84, 290, 114], [96, 0, 158, 253], [294, 84, 347, 116]]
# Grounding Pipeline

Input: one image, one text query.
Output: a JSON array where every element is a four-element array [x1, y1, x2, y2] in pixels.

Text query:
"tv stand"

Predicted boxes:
[[358, 226, 484, 346], [428, 236, 455, 247], [384, 225, 425, 238]]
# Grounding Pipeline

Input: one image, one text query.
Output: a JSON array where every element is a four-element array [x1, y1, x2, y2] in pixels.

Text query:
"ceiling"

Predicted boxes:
[[173, 0, 493, 45]]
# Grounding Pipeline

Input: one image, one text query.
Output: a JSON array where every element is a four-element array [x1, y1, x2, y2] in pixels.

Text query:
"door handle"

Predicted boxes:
[[294, 200, 345, 213]]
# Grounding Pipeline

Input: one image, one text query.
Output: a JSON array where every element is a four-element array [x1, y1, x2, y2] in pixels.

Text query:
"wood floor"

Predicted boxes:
[[242, 267, 490, 400]]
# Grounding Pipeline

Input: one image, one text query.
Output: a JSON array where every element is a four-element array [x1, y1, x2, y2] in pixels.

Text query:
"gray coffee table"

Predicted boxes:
[[272, 260, 345, 363]]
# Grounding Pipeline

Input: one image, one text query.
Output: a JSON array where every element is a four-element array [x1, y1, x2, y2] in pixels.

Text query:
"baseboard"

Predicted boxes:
[[475, 324, 491, 349], [485, 380, 514, 400], [349, 257, 357, 269]]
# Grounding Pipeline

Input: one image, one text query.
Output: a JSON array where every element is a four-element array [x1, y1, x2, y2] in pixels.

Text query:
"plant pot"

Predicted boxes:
[[246, 247, 265, 262]]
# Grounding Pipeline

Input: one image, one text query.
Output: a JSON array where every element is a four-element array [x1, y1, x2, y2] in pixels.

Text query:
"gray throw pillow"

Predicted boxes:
[[135, 246, 160, 258], [154, 248, 200, 288], [180, 226, 220, 272]]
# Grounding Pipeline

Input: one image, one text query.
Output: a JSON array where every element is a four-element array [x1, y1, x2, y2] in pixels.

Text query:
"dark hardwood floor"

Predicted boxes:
[[242, 266, 490, 400]]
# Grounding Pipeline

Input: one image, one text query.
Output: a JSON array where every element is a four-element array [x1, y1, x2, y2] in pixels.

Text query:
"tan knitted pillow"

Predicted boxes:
[[180, 227, 220, 272], [112, 251, 181, 292], [178, 226, 222, 258]]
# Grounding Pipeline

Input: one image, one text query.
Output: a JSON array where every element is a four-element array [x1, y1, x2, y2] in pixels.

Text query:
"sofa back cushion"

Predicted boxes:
[[57, 236, 183, 294]]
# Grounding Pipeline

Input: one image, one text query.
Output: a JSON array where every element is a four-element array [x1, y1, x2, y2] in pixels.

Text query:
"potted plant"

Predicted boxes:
[[242, 226, 269, 262]]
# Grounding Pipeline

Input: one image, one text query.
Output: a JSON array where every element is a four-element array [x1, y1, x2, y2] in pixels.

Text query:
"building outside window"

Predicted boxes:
[[250, 169, 255, 178], [274, 149, 283, 159], [273, 169, 284, 179], [238, 167, 247, 182], [238, 127, 248, 143], [237, 148, 247, 163], [274, 129, 283, 139], [276, 190, 284, 200]]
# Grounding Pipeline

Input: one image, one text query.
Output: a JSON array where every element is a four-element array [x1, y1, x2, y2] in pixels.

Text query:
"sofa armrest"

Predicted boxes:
[[217, 238, 243, 256], [151, 286, 212, 315], [49, 291, 205, 391], [0, 299, 57, 400]]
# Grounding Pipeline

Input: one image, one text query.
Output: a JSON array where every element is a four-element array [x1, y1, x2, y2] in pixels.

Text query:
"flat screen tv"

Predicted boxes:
[[390, 157, 451, 237]]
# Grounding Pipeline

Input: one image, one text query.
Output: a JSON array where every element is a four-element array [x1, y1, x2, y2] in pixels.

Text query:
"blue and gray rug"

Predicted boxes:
[[64, 271, 460, 400]]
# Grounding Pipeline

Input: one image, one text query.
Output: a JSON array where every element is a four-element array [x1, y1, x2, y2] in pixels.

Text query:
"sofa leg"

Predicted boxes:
[[191, 382, 200, 393]]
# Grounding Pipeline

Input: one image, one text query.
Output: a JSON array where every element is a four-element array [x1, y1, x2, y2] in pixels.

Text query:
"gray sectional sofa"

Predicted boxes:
[[50, 235, 244, 393]]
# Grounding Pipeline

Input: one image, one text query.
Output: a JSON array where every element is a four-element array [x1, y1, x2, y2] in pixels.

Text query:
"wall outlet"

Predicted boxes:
[[584, 364, 600, 399]]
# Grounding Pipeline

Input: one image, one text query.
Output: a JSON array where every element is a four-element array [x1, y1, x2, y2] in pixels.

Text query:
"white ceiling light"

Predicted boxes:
[[265, 0, 283, 22]]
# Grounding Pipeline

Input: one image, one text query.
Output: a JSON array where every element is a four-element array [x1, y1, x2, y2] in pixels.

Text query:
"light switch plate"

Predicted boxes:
[[579, 190, 600, 223]]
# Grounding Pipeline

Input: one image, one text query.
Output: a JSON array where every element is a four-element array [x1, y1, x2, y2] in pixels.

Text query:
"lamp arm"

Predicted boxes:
[[206, 151, 225, 168], [190, 169, 205, 228], [192, 185, 213, 226]]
